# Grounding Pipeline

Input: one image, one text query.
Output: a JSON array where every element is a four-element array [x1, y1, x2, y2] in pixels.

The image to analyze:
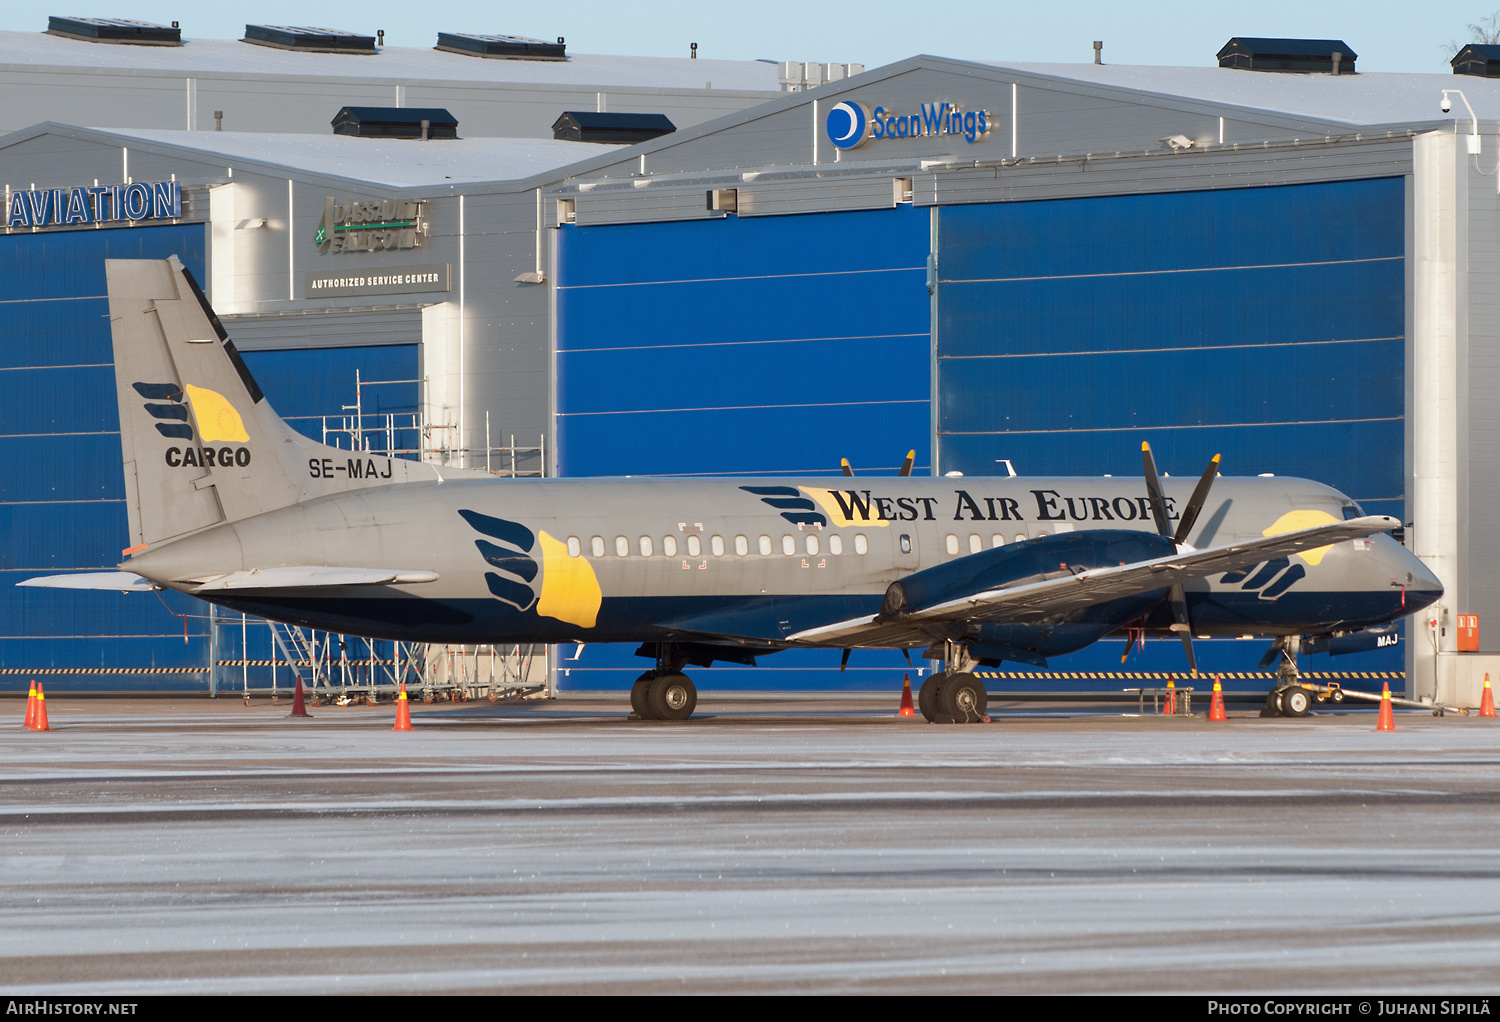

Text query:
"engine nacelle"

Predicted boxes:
[[880, 529, 1175, 617]]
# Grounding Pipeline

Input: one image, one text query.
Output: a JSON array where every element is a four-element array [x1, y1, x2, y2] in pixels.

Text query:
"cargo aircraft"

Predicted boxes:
[[20, 258, 1443, 722]]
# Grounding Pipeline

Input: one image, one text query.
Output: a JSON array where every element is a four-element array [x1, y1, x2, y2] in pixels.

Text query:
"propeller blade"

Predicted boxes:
[[1173, 453, 1222, 545], [1167, 583, 1198, 676], [841, 458, 854, 477], [1140, 441, 1172, 539], [901, 647, 913, 667], [840, 648, 851, 672], [898, 450, 915, 477]]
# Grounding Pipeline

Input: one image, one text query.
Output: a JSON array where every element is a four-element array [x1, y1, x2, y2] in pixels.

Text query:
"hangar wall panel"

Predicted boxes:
[[553, 203, 931, 689], [0, 221, 422, 690], [0, 223, 211, 689], [935, 176, 1407, 678], [555, 203, 931, 478]]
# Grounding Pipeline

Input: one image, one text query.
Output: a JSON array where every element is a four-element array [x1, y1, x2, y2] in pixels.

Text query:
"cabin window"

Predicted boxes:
[[758, 535, 773, 556], [710, 535, 725, 557], [945, 534, 959, 556], [969, 534, 982, 554], [782, 534, 796, 556], [663, 535, 678, 557], [991, 534, 1005, 548], [686, 535, 702, 557], [829, 534, 843, 555], [639, 536, 653, 557], [1015, 534, 1026, 544], [590, 536, 605, 558], [615, 536, 630, 557], [567, 536, 581, 557], [734, 535, 749, 556], [854, 534, 868, 555], [900, 534, 912, 555], [806, 534, 820, 555]]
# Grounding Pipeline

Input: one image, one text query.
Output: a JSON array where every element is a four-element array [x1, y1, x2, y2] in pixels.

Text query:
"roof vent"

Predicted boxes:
[[332, 107, 458, 139], [243, 25, 377, 54], [436, 32, 566, 61], [1217, 37, 1357, 73], [1452, 43, 1500, 77], [47, 16, 181, 46], [552, 111, 675, 145]]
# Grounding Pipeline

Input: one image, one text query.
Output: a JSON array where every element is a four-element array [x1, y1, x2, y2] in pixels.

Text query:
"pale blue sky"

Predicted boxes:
[[6, 2, 1492, 74]]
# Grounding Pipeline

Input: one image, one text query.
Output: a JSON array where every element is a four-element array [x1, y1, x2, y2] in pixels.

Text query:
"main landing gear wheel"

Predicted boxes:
[[942, 672, 988, 723], [630, 671, 656, 719], [648, 673, 697, 721], [1282, 688, 1311, 717], [919, 672, 948, 723], [1261, 689, 1284, 717]]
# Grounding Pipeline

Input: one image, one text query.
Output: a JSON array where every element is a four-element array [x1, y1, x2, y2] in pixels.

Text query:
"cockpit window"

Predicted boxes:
[[1342, 501, 1365, 521]]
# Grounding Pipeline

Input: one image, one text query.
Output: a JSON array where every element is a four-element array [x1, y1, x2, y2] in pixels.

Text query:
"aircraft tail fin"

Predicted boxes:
[[106, 256, 455, 553]]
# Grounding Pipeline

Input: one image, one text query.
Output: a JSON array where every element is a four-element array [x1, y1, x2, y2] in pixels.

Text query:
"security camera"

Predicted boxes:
[[1442, 95, 1452, 113]]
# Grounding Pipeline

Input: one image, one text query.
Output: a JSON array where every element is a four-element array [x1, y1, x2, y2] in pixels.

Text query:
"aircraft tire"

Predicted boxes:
[[1261, 689, 1284, 717], [650, 673, 697, 721], [919, 673, 948, 722], [1282, 687, 1311, 717], [942, 672, 987, 723], [631, 672, 656, 719]]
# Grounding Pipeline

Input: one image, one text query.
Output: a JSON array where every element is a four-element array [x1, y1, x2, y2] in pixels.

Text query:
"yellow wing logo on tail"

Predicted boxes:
[[1262, 509, 1341, 565], [536, 530, 602, 628], [183, 384, 249, 443]]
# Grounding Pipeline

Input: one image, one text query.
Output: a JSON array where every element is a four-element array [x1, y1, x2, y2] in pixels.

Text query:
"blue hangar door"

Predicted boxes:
[[554, 204, 930, 690], [0, 224, 210, 690], [933, 177, 1407, 686], [0, 223, 422, 692]]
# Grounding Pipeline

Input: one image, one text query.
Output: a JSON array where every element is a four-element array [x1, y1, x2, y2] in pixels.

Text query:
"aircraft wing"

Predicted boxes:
[[788, 515, 1401, 648], [17, 572, 156, 592], [18, 567, 439, 593], [186, 567, 439, 591]]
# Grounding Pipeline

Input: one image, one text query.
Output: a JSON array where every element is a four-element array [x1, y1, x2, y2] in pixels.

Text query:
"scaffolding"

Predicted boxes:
[[203, 371, 552, 701], [317, 369, 544, 477], [209, 609, 551, 704]]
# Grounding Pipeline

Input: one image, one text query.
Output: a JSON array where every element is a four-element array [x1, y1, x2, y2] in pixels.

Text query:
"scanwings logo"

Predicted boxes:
[[134, 381, 252, 468]]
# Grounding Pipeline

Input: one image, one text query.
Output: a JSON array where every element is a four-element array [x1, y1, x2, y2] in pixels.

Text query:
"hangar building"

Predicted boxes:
[[4, 31, 1497, 702]]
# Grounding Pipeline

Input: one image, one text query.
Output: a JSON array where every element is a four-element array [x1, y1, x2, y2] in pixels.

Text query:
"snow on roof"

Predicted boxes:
[[0, 29, 780, 92], [986, 61, 1500, 127], [98, 129, 604, 188]]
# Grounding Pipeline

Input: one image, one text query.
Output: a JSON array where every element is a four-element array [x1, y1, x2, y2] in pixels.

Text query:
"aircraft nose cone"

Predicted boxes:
[[1393, 548, 1444, 611]]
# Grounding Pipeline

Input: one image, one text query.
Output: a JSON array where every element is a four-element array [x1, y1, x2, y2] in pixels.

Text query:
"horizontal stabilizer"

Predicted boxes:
[[187, 566, 440, 591], [17, 572, 154, 592]]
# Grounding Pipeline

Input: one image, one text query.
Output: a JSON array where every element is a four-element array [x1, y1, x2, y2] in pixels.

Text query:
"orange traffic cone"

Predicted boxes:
[[1376, 681, 1395, 732], [30, 682, 50, 732], [23, 679, 36, 729], [288, 675, 311, 718], [896, 673, 916, 717], [1209, 674, 1227, 722], [393, 681, 412, 731], [1481, 673, 1497, 718], [1164, 675, 1177, 715]]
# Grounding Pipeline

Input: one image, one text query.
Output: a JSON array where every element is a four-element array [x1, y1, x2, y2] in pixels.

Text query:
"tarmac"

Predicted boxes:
[[2, 693, 1499, 994]]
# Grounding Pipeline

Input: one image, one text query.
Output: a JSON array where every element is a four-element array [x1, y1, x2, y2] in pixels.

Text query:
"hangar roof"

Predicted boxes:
[[0, 124, 605, 191], [987, 61, 1500, 128], [0, 28, 780, 92]]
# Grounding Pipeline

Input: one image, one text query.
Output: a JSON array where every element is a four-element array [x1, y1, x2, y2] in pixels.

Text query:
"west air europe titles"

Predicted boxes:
[[824, 488, 1179, 523]]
